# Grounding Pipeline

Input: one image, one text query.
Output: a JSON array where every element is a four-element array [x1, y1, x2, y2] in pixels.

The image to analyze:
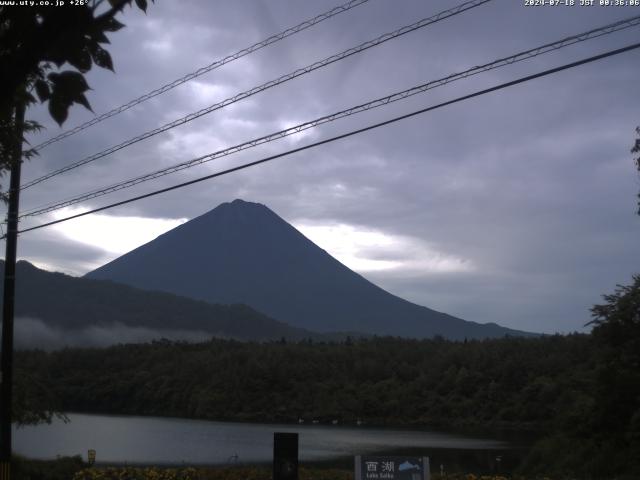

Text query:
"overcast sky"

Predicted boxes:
[[4, 0, 640, 334]]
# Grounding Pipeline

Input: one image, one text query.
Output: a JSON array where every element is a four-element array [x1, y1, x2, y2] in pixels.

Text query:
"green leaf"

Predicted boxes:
[[91, 28, 111, 45], [23, 120, 44, 134], [67, 47, 92, 74], [46, 72, 60, 83], [34, 80, 51, 102], [48, 97, 69, 126], [103, 17, 125, 32], [90, 43, 114, 71], [48, 70, 90, 96], [134, 0, 147, 12], [45, 45, 67, 68], [47, 71, 93, 120], [76, 93, 93, 112], [24, 92, 37, 105]]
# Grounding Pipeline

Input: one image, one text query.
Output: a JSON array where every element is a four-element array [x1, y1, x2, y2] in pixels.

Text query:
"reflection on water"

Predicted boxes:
[[14, 413, 523, 471]]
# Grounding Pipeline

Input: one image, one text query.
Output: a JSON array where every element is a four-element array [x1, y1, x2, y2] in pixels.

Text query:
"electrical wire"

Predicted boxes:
[[19, 14, 640, 218], [21, 0, 492, 190], [11, 41, 640, 238], [31, 0, 373, 151]]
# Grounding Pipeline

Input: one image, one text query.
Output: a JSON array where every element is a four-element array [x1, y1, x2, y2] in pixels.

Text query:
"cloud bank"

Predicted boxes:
[[15, 317, 215, 351], [5, 1, 639, 334]]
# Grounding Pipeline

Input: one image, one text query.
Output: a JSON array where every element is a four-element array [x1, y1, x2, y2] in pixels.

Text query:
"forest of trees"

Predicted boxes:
[[12, 275, 639, 478], [13, 330, 636, 477], [15, 335, 593, 429]]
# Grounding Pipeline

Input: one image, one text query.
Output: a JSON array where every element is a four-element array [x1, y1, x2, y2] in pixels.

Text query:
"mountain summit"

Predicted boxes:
[[86, 199, 528, 339]]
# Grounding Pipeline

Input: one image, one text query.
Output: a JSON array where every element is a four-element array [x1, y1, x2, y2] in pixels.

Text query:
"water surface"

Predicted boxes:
[[14, 413, 514, 469]]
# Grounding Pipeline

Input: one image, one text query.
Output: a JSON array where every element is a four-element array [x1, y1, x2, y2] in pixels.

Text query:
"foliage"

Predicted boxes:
[[1, 0, 154, 426], [9, 282, 640, 478], [69, 465, 576, 480], [633, 126, 640, 214], [12, 455, 86, 480], [0, 0, 153, 193], [73, 466, 197, 480], [24, 460, 612, 480], [587, 275, 640, 476], [13, 349, 67, 426], [16, 334, 595, 430], [9, 459, 595, 480], [71, 466, 533, 480], [16, 323, 640, 477], [518, 276, 640, 479]]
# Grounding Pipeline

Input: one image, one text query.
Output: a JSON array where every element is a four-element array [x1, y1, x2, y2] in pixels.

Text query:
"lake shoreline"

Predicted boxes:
[[14, 413, 529, 472], [56, 409, 541, 446]]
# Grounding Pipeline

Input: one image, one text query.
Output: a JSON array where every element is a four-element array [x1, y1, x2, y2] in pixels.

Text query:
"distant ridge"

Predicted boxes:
[[0, 260, 319, 343], [86, 199, 533, 340]]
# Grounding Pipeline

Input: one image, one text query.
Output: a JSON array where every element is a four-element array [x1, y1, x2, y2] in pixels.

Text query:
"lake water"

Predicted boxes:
[[14, 414, 525, 472]]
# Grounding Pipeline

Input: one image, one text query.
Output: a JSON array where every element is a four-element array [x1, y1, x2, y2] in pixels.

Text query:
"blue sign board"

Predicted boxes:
[[355, 456, 430, 480]]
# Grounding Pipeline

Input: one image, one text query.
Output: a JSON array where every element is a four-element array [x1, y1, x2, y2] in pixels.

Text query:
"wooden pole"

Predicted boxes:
[[0, 100, 25, 479]]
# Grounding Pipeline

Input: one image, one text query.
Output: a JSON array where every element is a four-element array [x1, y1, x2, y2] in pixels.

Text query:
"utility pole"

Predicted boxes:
[[0, 100, 25, 480]]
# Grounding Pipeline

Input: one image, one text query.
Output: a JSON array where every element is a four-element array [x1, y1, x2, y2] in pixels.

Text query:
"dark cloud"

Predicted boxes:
[[17, 228, 110, 275], [3, 0, 638, 334]]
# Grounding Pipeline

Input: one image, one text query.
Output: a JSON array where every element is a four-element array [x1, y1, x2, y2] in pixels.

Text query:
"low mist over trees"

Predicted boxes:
[[17, 334, 590, 430], [16, 272, 640, 477]]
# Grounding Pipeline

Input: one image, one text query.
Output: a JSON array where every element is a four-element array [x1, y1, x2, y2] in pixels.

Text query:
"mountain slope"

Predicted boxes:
[[0, 260, 317, 342], [86, 199, 531, 339]]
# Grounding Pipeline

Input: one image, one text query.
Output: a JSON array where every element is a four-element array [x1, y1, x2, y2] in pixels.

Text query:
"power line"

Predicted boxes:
[[19, 15, 640, 218], [21, 0, 492, 190], [11, 42, 640, 238], [31, 0, 373, 152]]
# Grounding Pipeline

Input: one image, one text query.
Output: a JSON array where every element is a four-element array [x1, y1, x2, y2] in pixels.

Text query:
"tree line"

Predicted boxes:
[[14, 275, 640, 478], [15, 334, 593, 429]]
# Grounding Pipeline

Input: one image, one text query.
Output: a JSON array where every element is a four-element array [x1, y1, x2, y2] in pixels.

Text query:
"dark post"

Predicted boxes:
[[273, 432, 298, 480], [0, 101, 25, 479]]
